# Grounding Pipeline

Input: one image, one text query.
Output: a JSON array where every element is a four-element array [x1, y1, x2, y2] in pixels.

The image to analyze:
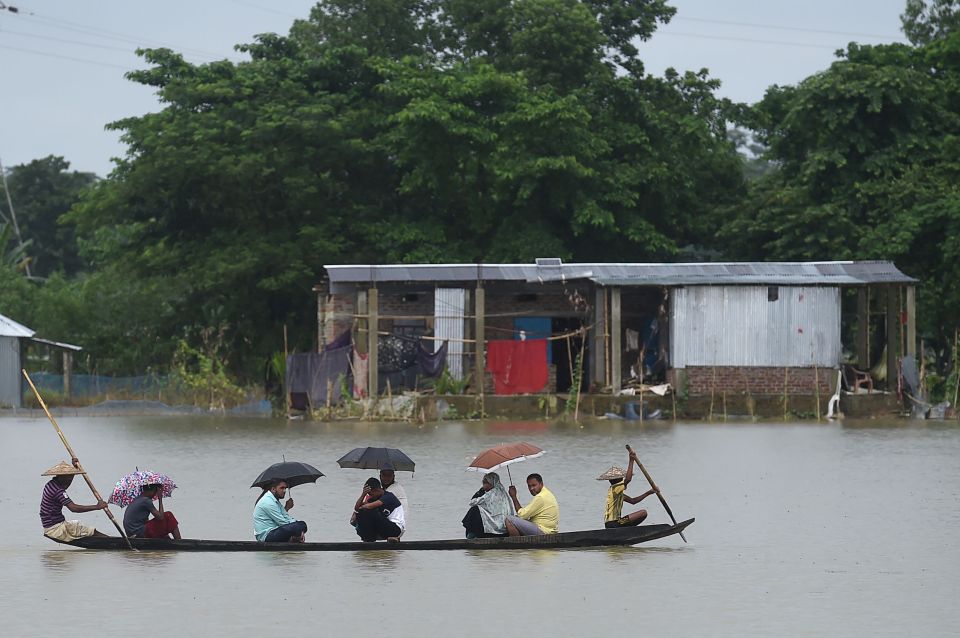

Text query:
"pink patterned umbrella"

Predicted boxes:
[[108, 470, 177, 507]]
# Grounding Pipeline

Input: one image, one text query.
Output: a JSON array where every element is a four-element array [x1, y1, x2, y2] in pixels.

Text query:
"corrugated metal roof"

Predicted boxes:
[[324, 260, 916, 287], [0, 313, 35, 338]]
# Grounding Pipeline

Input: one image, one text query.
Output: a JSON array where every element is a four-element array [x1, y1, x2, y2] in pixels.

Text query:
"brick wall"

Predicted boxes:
[[670, 366, 836, 396], [320, 293, 355, 347]]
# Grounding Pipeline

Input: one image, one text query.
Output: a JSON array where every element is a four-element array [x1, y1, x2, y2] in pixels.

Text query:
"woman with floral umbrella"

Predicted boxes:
[[109, 470, 182, 540]]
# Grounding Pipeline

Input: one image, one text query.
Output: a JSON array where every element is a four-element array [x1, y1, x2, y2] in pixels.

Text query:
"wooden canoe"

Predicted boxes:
[[53, 518, 694, 552]]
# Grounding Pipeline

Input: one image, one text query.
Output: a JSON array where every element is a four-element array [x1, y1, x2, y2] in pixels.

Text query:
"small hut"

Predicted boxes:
[[0, 312, 81, 408]]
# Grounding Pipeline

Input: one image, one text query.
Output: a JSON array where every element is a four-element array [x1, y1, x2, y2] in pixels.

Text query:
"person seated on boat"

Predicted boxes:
[[253, 479, 307, 543], [380, 463, 409, 529], [505, 473, 559, 537], [123, 484, 182, 540], [39, 460, 110, 542], [353, 477, 404, 543], [598, 449, 659, 529], [462, 471, 514, 539]]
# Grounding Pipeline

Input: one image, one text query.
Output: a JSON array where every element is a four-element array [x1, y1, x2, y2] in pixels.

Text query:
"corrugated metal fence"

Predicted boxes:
[[434, 288, 465, 379], [670, 286, 841, 367]]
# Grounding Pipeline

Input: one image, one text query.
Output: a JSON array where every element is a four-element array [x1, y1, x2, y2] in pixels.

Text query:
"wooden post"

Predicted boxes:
[[475, 285, 485, 398], [611, 287, 622, 394], [368, 287, 379, 399], [604, 288, 611, 386], [317, 290, 326, 350], [283, 324, 291, 419], [886, 285, 898, 390], [355, 291, 368, 355], [814, 362, 821, 422], [906, 285, 916, 358], [783, 366, 789, 421], [857, 288, 869, 368], [62, 351, 72, 401], [591, 287, 605, 386]]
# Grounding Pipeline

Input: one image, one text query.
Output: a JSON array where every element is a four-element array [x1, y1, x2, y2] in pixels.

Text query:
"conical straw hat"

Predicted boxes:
[[596, 465, 626, 480], [41, 461, 83, 476]]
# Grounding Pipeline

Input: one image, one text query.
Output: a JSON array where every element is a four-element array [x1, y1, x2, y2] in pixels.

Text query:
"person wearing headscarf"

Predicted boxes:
[[461, 472, 514, 538]]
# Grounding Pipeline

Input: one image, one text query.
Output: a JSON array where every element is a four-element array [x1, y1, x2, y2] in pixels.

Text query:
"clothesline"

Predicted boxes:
[[353, 325, 593, 345], [336, 310, 590, 321]]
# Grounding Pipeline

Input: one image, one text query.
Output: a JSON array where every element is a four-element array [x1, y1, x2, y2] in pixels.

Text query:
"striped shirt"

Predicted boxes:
[[39, 479, 72, 528]]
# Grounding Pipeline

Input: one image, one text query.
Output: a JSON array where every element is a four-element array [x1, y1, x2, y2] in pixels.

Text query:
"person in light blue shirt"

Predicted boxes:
[[253, 480, 308, 542]]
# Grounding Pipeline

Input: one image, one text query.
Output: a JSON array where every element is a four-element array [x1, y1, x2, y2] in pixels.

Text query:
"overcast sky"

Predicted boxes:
[[1, 0, 909, 177]]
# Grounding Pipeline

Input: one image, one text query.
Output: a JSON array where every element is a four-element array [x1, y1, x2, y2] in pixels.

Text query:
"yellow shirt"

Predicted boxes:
[[517, 486, 559, 534], [605, 482, 625, 522]]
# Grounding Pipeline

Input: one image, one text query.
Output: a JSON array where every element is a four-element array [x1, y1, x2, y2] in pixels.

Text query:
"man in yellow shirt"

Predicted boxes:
[[505, 473, 559, 536], [599, 449, 658, 528]]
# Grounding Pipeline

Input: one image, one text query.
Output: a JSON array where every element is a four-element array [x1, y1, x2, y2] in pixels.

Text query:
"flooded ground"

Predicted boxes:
[[1, 415, 957, 636]]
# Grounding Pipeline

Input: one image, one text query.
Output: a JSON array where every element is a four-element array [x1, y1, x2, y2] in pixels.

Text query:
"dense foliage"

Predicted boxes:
[[1, 0, 958, 387]]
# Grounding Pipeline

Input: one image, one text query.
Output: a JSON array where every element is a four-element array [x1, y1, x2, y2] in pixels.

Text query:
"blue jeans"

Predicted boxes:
[[263, 521, 307, 542]]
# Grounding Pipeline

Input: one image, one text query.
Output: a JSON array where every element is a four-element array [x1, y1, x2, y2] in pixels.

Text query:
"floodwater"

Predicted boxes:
[[1, 415, 958, 636]]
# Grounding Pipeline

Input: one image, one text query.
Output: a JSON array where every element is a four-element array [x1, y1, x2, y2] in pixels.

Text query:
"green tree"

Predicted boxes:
[[724, 26, 960, 343], [0, 156, 96, 277], [65, 0, 745, 380]]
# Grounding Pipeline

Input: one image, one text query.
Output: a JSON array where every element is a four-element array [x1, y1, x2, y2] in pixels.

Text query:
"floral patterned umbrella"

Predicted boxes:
[[108, 470, 177, 507]]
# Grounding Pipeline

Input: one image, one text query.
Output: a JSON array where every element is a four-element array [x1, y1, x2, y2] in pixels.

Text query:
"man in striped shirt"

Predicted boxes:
[[39, 460, 109, 542]]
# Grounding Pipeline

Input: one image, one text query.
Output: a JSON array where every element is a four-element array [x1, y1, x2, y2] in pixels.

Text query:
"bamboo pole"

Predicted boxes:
[[953, 329, 959, 415], [783, 367, 789, 421], [573, 327, 587, 421], [671, 386, 677, 423], [283, 324, 291, 420], [814, 362, 821, 423], [23, 369, 133, 549], [708, 367, 716, 422]]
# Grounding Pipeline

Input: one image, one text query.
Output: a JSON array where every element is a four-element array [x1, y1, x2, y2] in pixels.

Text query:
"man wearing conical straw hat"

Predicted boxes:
[[598, 448, 660, 529], [39, 460, 109, 542]]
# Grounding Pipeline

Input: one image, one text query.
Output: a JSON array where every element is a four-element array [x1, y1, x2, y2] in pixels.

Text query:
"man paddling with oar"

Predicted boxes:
[[39, 460, 110, 542], [597, 448, 659, 528]]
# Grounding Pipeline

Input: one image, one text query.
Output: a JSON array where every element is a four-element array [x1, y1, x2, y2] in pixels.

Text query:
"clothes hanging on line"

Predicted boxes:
[[486, 339, 548, 395]]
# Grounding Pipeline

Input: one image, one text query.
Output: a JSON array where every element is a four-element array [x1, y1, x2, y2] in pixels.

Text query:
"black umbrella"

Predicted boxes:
[[336, 447, 415, 473], [250, 461, 324, 489]]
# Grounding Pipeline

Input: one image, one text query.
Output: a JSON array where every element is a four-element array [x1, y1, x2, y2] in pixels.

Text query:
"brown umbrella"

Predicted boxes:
[[466, 442, 545, 484]]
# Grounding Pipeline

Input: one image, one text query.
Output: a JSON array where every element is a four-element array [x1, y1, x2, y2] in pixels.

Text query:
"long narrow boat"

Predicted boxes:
[[53, 518, 693, 552]]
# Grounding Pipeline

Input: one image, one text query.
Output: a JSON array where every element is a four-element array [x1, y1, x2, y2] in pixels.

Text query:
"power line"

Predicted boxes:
[[672, 15, 902, 41], [8, 11, 230, 61], [227, 0, 301, 20], [0, 43, 134, 70], [654, 31, 848, 51], [1, 27, 153, 55]]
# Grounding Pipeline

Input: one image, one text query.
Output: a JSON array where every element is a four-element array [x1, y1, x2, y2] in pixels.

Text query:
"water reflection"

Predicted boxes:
[[349, 547, 401, 573]]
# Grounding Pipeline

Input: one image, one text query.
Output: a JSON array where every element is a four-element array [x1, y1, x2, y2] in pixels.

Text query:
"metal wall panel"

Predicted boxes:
[[670, 286, 841, 367], [435, 288, 465, 379], [0, 336, 22, 407]]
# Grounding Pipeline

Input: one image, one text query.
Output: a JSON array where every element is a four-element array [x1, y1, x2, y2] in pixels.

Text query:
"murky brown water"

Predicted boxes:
[[2, 415, 958, 636]]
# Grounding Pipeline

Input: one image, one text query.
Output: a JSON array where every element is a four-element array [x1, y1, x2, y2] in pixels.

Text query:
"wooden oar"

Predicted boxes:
[[625, 444, 686, 543], [23, 369, 134, 549]]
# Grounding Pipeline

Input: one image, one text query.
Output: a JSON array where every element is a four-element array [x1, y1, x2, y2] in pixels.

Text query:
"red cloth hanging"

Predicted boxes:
[[486, 339, 549, 395]]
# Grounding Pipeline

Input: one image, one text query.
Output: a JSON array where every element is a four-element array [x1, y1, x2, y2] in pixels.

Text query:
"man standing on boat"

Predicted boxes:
[[353, 477, 404, 542], [598, 449, 659, 528], [380, 463, 409, 529], [39, 460, 109, 542], [254, 480, 308, 542], [505, 473, 559, 537]]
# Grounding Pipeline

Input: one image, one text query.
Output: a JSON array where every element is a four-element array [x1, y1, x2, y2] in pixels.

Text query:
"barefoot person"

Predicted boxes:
[[254, 480, 307, 542], [505, 473, 559, 537], [123, 484, 182, 540], [39, 460, 109, 542], [353, 477, 404, 543], [598, 449, 659, 528]]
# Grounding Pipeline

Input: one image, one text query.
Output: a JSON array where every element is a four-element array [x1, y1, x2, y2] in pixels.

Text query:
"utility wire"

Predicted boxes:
[[8, 11, 230, 60], [227, 0, 301, 20], [654, 31, 849, 51], [673, 15, 902, 41], [1, 27, 156, 55], [0, 43, 134, 70]]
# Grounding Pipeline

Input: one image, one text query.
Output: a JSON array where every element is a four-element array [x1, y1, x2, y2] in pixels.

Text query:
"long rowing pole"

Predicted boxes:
[[23, 369, 134, 549], [626, 444, 687, 543]]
